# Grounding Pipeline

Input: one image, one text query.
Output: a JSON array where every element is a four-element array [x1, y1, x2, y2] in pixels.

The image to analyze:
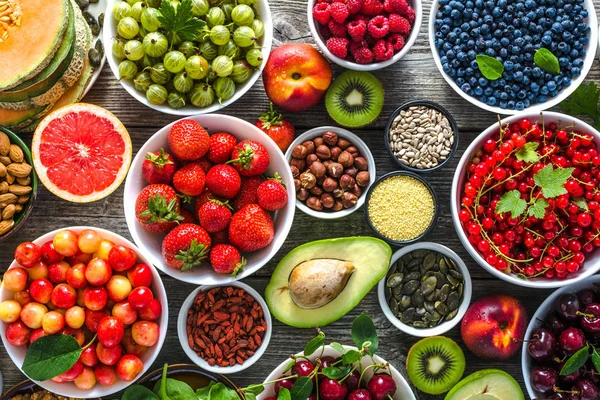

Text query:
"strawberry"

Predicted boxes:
[[135, 184, 183, 233], [168, 119, 210, 160], [206, 165, 241, 199], [254, 104, 295, 152], [210, 230, 229, 245], [257, 173, 288, 211], [198, 199, 232, 233], [232, 176, 265, 211], [173, 162, 206, 197], [229, 204, 274, 252], [207, 132, 237, 164], [194, 190, 218, 216], [196, 157, 213, 174], [228, 140, 270, 177], [142, 148, 177, 184], [161, 223, 211, 271], [209, 244, 246, 275], [180, 209, 197, 224]]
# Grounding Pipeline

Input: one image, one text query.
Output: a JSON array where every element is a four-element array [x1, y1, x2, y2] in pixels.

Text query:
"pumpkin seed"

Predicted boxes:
[[402, 280, 419, 295], [390, 297, 399, 312], [407, 258, 421, 270], [412, 289, 424, 307], [401, 308, 416, 323], [447, 274, 460, 288], [424, 301, 435, 312], [415, 307, 426, 316], [439, 284, 451, 302], [434, 272, 447, 288], [88, 48, 101, 67], [385, 286, 392, 299], [447, 291, 460, 310], [75, 0, 89, 9], [98, 12, 104, 29], [95, 39, 104, 58], [435, 301, 449, 316], [446, 309, 459, 320], [399, 295, 411, 311], [392, 285, 402, 296], [449, 269, 463, 280], [412, 321, 427, 328], [387, 273, 404, 288], [412, 249, 427, 257], [420, 276, 437, 295], [423, 253, 436, 270], [406, 271, 421, 281]]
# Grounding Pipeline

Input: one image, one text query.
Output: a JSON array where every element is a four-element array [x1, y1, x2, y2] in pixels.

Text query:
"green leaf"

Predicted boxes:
[[351, 314, 378, 355], [592, 346, 600, 374], [196, 382, 215, 399], [534, 48, 560, 75], [515, 142, 540, 163], [244, 394, 257, 400], [329, 342, 346, 354], [282, 360, 295, 374], [495, 190, 527, 218], [304, 332, 325, 356], [341, 349, 362, 365], [244, 384, 265, 396], [573, 197, 589, 211], [321, 366, 352, 380], [476, 55, 504, 80], [277, 388, 291, 400], [152, 364, 198, 400], [208, 382, 239, 400], [528, 198, 549, 219], [158, 0, 206, 42], [122, 385, 160, 400], [22, 334, 83, 381], [560, 81, 600, 121], [560, 345, 589, 375], [290, 377, 313, 400], [534, 165, 575, 198]]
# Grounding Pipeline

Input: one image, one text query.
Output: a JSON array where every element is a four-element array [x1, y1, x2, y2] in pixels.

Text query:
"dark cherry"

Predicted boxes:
[[547, 313, 569, 336], [559, 363, 581, 384], [544, 394, 567, 400], [274, 376, 296, 395], [318, 356, 337, 370], [319, 378, 348, 400], [348, 389, 373, 400], [575, 379, 600, 400], [367, 374, 397, 400], [531, 366, 558, 394], [556, 293, 581, 321], [581, 303, 600, 333], [292, 360, 316, 378], [308, 396, 317, 400], [559, 327, 587, 355], [344, 370, 361, 392], [528, 328, 557, 361], [579, 289, 597, 306]]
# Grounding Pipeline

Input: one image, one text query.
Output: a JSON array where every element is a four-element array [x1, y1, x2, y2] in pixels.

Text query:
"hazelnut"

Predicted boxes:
[[290, 165, 300, 178], [309, 161, 326, 178], [297, 189, 309, 201], [332, 201, 344, 211], [338, 151, 354, 168], [299, 171, 316, 189], [327, 162, 343, 178], [323, 131, 338, 146], [313, 137, 324, 147], [344, 167, 358, 177], [351, 185, 362, 198], [346, 146, 359, 158], [321, 193, 335, 208], [342, 192, 358, 209], [306, 197, 323, 211], [290, 158, 306, 171], [316, 145, 331, 160], [333, 188, 344, 198], [306, 153, 319, 167], [316, 176, 325, 185], [294, 178, 301, 191], [323, 160, 333, 168], [356, 171, 370, 187], [354, 157, 368, 171], [310, 186, 323, 196], [301, 141, 316, 154], [339, 174, 356, 190], [322, 177, 338, 193], [337, 138, 351, 150], [330, 146, 342, 160], [292, 145, 308, 159]]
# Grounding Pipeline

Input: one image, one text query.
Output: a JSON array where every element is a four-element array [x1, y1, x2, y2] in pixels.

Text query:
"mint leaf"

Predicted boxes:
[[158, 0, 206, 42], [534, 165, 575, 198], [476, 55, 504, 80], [495, 190, 527, 218], [573, 197, 588, 211], [22, 334, 83, 381], [534, 48, 560, 75], [560, 81, 600, 122], [561, 345, 589, 375], [528, 198, 549, 219], [515, 142, 540, 163], [351, 314, 378, 356], [304, 332, 325, 356]]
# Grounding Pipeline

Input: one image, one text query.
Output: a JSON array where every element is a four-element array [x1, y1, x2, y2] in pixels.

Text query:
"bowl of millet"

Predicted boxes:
[[428, 0, 598, 114]]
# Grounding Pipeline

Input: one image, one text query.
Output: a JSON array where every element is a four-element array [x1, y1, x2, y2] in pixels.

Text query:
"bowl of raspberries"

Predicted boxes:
[[123, 114, 296, 285], [308, 0, 422, 70]]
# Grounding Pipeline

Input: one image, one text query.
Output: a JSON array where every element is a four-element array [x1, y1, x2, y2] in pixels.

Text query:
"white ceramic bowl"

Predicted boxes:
[[177, 281, 272, 374], [103, 0, 273, 116], [378, 242, 472, 337], [284, 126, 376, 219], [124, 114, 295, 285], [451, 112, 600, 288], [521, 276, 600, 399], [0, 226, 168, 399], [428, 0, 598, 115], [306, 0, 422, 71], [257, 344, 416, 400]]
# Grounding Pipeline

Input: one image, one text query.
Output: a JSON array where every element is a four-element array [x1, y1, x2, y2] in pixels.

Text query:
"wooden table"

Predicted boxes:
[[2, 0, 600, 398]]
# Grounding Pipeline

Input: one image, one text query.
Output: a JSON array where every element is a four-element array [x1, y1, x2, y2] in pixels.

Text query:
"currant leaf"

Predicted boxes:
[[515, 142, 540, 163], [495, 190, 527, 218], [533, 165, 575, 199], [528, 198, 549, 219], [573, 197, 589, 211]]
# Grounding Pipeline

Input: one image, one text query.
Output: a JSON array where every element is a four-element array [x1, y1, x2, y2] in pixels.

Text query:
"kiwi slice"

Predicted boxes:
[[406, 336, 466, 395], [325, 70, 384, 128]]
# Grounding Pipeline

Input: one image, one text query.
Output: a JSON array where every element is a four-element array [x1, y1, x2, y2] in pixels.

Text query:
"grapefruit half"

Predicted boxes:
[[32, 103, 132, 203]]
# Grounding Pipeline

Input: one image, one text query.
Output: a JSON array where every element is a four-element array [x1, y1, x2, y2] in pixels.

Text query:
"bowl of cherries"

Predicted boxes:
[[522, 276, 600, 399]]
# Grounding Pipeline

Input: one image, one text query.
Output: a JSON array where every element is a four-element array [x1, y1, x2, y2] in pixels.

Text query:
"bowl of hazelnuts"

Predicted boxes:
[[285, 126, 376, 219]]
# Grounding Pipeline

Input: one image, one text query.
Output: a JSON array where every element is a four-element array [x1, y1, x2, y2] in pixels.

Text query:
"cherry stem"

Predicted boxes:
[[577, 311, 595, 318]]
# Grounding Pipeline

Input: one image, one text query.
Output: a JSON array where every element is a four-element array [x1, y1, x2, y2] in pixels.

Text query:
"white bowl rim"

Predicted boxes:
[[428, 0, 599, 115], [521, 275, 600, 399], [102, 0, 274, 116], [284, 126, 377, 219], [177, 281, 272, 374], [123, 113, 295, 285], [377, 242, 472, 337], [451, 112, 600, 288], [306, 0, 423, 71], [0, 226, 169, 399]]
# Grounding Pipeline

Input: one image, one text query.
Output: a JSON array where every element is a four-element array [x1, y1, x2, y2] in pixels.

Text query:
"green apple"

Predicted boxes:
[[444, 369, 524, 400]]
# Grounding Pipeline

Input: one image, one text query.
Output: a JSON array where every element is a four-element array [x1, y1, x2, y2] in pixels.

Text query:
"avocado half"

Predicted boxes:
[[444, 369, 524, 400], [265, 237, 392, 328]]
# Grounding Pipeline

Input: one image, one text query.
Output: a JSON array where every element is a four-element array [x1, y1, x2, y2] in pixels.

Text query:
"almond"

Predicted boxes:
[[0, 193, 17, 207], [0, 219, 13, 235], [16, 176, 30, 186], [0, 162, 5, 178], [14, 204, 22, 212], [9, 184, 31, 195], [5, 173, 14, 184], [8, 144, 23, 163], [0, 181, 8, 194], [17, 195, 29, 204], [2, 204, 15, 220], [6, 163, 31, 178], [0, 156, 10, 165], [0, 131, 9, 156]]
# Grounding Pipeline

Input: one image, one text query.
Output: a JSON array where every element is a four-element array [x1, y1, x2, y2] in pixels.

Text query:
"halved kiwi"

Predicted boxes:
[[325, 70, 384, 128], [406, 336, 466, 395]]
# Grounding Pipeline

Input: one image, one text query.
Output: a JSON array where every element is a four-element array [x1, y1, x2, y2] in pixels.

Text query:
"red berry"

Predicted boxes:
[[367, 15, 389, 39], [388, 14, 411, 36], [326, 37, 349, 58], [207, 132, 237, 164], [312, 3, 331, 25], [328, 19, 348, 37], [361, 0, 383, 16], [329, 2, 349, 23], [347, 19, 367, 41]]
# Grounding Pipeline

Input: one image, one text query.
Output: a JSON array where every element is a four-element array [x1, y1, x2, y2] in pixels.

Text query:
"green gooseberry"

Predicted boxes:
[[185, 55, 209, 79], [146, 84, 168, 105]]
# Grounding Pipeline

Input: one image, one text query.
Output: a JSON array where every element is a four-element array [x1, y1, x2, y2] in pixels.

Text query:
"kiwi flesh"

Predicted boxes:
[[406, 336, 466, 395], [325, 70, 384, 128]]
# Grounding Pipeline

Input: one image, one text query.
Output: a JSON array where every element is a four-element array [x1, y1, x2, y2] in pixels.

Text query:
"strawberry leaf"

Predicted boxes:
[[515, 142, 540, 163], [495, 190, 527, 218], [528, 198, 549, 219], [534, 165, 575, 198]]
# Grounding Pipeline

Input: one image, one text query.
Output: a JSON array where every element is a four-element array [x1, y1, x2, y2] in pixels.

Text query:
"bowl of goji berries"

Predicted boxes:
[[451, 112, 600, 289], [307, 0, 422, 70]]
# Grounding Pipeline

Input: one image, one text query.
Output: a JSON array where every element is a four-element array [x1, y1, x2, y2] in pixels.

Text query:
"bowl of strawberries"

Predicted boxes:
[[123, 114, 296, 285]]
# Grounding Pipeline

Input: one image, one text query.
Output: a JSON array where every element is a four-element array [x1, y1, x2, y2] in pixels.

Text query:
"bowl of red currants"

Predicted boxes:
[[522, 276, 600, 399], [0, 226, 168, 398], [451, 112, 600, 288]]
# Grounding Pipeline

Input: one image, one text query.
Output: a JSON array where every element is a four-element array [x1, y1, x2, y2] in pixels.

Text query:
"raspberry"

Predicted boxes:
[[385, 0, 409, 14], [317, 0, 332, 2], [388, 13, 411, 36], [326, 37, 349, 58], [352, 14, 369, 23], [388, 33, 405, 51], [361, 0, 383, 16], [312, 3, 331, 25], [349, 39, 367, 53], [352, 46, 374, 64], [318, 24, 332, 40], [373, 39, 393, 61], [347, 19, 367, 41], [367, 15, 389, 39], [329, 2, 350, 23], [347, 0, 363, 14], [403, 5, 416, 23], [328, 19, 348, 37]]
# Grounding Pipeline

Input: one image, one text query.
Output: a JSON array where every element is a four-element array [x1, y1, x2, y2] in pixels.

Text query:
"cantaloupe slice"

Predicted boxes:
[[0, 106, 46, 129], [0, 0, 70, 90]]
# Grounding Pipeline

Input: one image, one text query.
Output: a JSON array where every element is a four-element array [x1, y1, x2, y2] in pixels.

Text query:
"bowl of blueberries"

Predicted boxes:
[[429, 0, 598, 114]]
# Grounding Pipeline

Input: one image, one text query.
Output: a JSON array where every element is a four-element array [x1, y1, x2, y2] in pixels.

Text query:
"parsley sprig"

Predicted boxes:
[[158, 0, 206, 43]]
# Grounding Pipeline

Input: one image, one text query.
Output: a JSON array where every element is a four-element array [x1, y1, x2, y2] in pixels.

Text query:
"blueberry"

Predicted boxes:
[[460, 83, 471, 92], [507, 100, 516, 109], [516, 101, 525, 110], [500, 92, 509, 100], [573, 58, 584, 67], [531, 82, 540, 92], [484, 87, 494, 96], [451, 9, 462, 19], [469, 77, 478, 86], [474, 86, 484, 96], [478, 77, 488, 87], [504, 60, 514, 71], [487, 97, 497, 106], [514, 71, 524, 82], [541, 35, 552, 45]]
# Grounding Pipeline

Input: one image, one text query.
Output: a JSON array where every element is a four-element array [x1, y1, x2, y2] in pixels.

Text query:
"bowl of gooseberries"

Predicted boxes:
[[103, 0, 273, 116], [451, 112, 600, 289], [0, 226, 168, 399]]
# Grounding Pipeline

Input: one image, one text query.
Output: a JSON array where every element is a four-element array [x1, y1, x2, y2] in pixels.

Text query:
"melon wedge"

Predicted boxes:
[[0, 106, 46, 129], [0, 0, 70, 90]]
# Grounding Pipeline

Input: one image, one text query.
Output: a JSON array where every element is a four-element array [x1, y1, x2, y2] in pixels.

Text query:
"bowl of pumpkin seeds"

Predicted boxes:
[[378, 242, 472, 337]]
